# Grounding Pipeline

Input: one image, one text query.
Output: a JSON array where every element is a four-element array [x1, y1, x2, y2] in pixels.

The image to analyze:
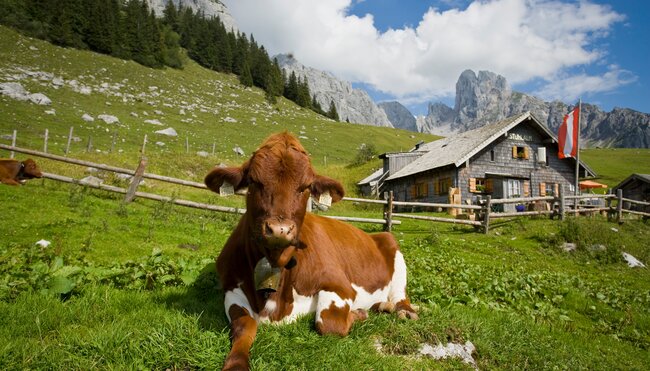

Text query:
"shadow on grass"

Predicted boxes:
[[156, 262, 230, 332]]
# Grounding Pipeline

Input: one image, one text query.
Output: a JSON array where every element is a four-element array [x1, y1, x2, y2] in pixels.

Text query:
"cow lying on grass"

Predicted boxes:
[[205, 132, 418, 370], [0, 158, 42, 185]]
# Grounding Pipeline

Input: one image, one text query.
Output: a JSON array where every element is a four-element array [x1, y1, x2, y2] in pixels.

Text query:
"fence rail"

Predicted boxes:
[[3, 143, 649, 234]]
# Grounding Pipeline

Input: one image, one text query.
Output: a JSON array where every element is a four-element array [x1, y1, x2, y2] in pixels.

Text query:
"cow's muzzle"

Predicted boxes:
[[263, 219, 296, 248]]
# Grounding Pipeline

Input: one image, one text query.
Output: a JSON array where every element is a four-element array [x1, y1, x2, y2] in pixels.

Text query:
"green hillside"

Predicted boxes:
[[0, 25, 434, 186]]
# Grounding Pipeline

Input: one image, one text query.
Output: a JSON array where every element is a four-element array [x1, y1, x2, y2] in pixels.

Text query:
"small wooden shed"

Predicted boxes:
[[612, 174, 650, 211]]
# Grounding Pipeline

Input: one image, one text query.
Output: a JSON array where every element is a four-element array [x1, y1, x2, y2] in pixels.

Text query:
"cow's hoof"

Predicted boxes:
[[352, 309, 369, 321], [397, 309, 419, 320]]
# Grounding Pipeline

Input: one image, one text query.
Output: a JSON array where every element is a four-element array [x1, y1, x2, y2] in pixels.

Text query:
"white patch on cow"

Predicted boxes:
[[389, 251, 408, 303], [224, 286, 257, 322], [351, 283, 389, 310], [315, 291, 353, 324], [288, 289, 318, 322], [259, 289, 317, 324]]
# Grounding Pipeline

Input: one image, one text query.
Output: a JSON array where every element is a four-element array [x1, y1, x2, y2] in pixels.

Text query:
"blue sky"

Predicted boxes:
[[225, 0, 649, 116]]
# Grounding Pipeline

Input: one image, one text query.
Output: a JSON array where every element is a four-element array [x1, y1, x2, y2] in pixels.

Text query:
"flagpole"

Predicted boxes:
[[574, 99, 581, 197]]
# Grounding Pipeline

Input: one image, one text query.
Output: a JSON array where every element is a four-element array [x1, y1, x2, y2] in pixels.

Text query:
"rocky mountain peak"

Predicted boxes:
[[454, 69, 512, 129], [147, 0, 238, 33], [378, 101, 417, 132], [276, 54, 392, 128], [407, 69, 650, 148]]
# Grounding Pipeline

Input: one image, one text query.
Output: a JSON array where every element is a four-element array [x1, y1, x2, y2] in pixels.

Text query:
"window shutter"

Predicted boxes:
[[539, 182, 546, 196], [469, 177, 476, 192], [512, 146, 517, 158], [410, 185, 417, 199], [554, 183, 559, 196], [523, 180, 530, 197], [486, 179, 493, 193], [434, 180, 440, 195], [524, 147, 530, 159]]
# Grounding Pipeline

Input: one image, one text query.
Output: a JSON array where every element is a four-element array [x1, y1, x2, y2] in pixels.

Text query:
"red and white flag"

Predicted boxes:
[[558, 106, 579, 159]]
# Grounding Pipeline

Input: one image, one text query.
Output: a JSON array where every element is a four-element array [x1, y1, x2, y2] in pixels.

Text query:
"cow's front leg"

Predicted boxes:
[[223, 290, 258, 371], [314, 291, 366, 336]]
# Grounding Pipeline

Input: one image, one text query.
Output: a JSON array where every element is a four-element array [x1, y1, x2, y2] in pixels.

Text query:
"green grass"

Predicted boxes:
[[2, 25, 650, 370], [581, 148, 650, 189]]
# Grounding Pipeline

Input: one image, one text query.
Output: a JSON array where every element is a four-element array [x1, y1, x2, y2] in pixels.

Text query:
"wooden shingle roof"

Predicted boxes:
[[386, 111, 595, 181]]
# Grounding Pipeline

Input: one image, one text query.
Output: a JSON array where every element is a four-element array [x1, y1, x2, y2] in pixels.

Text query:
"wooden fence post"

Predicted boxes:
[[110, 132, 117, 153], [65, 127, 73, 156], [616, 188, 623, 224], [483, 196, 491, 234], [86, 136, 92, 153], [43, 129, 48, 153], [212, 142, 216, 155], [384, 191, 393, 232], [606, 193, 613, 221], [185, 137, 189, 153], [10, 130, 16, 158], [141, 134, 147, 155], [559, 185, 566, 221], [124, 157, 147, 203]]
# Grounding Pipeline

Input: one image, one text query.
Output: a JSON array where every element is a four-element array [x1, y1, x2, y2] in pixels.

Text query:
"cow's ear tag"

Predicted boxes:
[[220, 181, 235, 196], [254, 258, 281, 292], [318, 191, 332, 207]]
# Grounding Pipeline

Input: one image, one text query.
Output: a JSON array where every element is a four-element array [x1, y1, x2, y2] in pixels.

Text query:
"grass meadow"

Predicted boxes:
[[1, 25, 650, 369]]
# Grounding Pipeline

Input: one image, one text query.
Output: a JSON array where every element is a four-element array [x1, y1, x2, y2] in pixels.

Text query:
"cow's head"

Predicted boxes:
[[20, 159, 43, 180], [205, 132, 344, 268]]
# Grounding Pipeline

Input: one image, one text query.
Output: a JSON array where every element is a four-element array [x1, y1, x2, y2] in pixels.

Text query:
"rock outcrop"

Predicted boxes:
[[378, 101, 417, 132], [147, 0, 238, 33], [276, 54, 393, 128], [414, 69, 650, 148]]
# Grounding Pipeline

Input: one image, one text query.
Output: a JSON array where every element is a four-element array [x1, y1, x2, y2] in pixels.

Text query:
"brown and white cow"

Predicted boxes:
[[0, 158, 42, 185], [205, 132, 417, 370]]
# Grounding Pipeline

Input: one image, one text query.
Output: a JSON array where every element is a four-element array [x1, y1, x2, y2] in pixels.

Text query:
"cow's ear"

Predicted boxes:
[[310, 175, 345, 203], [205, 164, 249, 193]]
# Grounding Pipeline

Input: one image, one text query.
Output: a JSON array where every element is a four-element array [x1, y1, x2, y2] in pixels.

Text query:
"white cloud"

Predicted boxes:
[[535, 65, 638, 102], [223, 0, 626, 104]]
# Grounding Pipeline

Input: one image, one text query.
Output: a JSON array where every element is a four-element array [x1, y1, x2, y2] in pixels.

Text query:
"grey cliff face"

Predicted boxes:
[[415, 69, 650, 148], [147, 0, 238, 33], [276, 54, 393, 128], [378, 101, 417, 132]]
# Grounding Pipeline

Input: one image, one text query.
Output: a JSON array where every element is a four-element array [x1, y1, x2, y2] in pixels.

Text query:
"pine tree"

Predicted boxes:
[[312, 94, 323, 114], [296, 76, 311, 108], [163, 0, 179, 31], [284, 71, 299, 102], [239, 59, 253, 87], [327, 100, 339, 121]]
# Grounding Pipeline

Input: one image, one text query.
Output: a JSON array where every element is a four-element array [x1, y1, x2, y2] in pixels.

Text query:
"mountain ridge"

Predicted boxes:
[[404, 69, 649, 148]]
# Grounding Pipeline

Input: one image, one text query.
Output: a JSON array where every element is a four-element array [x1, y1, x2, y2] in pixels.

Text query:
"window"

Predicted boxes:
[[490, 149, 495, 162], [539, 182, 557, 196], [512, 146, 529, 160], [438, 177, 452, 195], [469, 177, 492, 193], [410, 182, 429, 199], [507, 179, 521, 198]]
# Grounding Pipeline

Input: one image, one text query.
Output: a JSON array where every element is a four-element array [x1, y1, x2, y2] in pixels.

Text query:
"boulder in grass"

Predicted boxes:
[[28, 93, 51, 105], [155, 127, 177, 137], [98, 114, 119, 124], [144, 119, 163, 126], [82, 113, 94, 122]]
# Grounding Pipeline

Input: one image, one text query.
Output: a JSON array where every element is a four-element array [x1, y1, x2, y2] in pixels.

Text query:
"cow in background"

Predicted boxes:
[[0, 158, 42, 185], [205, 132, 418, 370]]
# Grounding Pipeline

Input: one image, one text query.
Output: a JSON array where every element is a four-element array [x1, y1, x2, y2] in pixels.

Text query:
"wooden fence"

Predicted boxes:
[[3, 143, 649, 234]]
